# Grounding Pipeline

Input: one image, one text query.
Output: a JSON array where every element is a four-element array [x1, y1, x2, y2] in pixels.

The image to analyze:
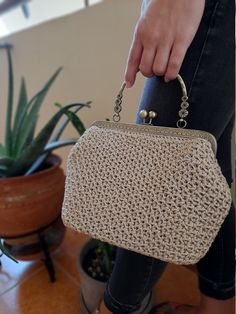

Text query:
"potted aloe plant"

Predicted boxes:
[[0, 44, 91, 261]]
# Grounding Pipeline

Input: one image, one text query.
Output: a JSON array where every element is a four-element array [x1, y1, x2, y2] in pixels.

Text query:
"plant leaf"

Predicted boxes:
[[0, 164, 8, 171], [0, 157, 14, 168], [0, 144, 6, 157], [23, 154, 48, 176], [55, 103, 86, 136], [0, 165, 7, 177], [24, 139, 77, 176], [12, 77, 27, 151], [0, 171, 7, 178], [5, 46, 14, 156], [0, 240, 18, 263], [7, 103, 87, 177], [22, 119, 37, 150], [15, 114, 39, 157], [14, 68, 62, 156], [63, 110, 86, 136], [95, 240, 111, 274], [43, 139, 77, 153], [51, 102, 91, 141], [24, 102, 91, 176]]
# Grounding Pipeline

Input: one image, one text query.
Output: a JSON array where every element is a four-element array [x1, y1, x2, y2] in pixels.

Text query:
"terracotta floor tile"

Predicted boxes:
[[154, 263, 200, 306], [54, 251, 81, 285], [0, 265, 81, 314], [0, 228, 201, 313], [59, 228, 89, 256], [0, 255, 42, 296], [54, 231, 91, 285]]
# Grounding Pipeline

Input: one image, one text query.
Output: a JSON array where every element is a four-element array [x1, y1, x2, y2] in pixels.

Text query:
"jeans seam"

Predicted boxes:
[[135, 258, 154, 300], [198, 272, 235, 285], [187, 1, 220, 99], [106, 283, 137, 309], [105, 258, 154, 309], [218, 228, 225, 283]]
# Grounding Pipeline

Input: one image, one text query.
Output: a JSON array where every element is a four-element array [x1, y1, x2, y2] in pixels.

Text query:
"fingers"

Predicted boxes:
[[164, 39, 189, 82], [125, 35, 143, 88], [139, 47, 156, 78], [152, 45, 170, 77], [125, 32, 189, 87]]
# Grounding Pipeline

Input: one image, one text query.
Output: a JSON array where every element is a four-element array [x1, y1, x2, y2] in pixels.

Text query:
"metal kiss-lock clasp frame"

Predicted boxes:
[[113, 74, 189, 129], [139, 110, 157, 126]]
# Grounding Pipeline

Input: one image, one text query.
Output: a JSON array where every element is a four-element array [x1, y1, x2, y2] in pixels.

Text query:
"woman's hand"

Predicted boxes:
[[125, 0, 205, 86]]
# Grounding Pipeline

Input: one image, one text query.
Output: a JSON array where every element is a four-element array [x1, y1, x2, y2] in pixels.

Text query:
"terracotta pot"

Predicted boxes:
[[0, 154, 66, 260], [78, 239, 107, 314]]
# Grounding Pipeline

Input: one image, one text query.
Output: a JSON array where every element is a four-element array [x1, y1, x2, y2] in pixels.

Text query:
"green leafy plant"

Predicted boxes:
[[95, 240, 116, 275], [0, 44, 91, 260]]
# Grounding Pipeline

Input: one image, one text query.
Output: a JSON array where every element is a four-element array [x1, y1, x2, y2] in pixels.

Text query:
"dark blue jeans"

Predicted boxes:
[[103, 0, 235, 312]]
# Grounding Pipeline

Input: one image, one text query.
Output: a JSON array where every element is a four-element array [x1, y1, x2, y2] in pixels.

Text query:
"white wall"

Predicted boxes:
[[0, 0, 144, 170]]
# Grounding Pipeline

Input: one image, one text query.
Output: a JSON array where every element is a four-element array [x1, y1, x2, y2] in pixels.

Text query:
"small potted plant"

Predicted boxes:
[[78, 239, 116, 313], [0, 44, 90, 261]]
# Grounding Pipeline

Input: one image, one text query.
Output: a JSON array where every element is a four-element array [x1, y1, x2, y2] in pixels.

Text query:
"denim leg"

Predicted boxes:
[[196, 115, 235, 300], [104, 0, 235, 311], [103, 249, 167, 313], [196, 202, 235, 300]]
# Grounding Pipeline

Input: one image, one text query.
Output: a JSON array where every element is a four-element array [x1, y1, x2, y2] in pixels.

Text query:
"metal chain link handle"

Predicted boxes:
[[113, 74, 189, 129]]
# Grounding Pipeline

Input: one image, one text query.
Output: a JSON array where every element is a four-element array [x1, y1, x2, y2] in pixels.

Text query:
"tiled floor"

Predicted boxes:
[[0, 229, 200, 314]]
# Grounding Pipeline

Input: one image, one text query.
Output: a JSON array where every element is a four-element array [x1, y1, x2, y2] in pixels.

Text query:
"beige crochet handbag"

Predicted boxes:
[[62, 74, 232, 265]]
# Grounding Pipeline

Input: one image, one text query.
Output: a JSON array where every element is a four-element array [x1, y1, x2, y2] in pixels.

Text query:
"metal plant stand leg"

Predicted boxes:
[[38, 231, 56, 283], [0, 215, 62, 283]]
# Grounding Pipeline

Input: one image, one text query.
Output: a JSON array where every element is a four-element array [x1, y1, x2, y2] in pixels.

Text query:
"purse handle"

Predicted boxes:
[[113, 74, 189, 129]]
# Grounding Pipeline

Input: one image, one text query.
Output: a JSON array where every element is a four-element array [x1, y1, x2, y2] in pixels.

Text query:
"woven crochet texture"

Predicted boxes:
[[62, 125, 232, 265]]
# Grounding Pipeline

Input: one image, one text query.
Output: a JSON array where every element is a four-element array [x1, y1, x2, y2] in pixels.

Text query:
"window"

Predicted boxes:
[[0, 0, 103, 38]]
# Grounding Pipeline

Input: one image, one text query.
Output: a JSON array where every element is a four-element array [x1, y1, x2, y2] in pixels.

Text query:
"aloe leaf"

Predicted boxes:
[[24, 103, 91, 176], [0, 164, 8, 171], [0, 168, 7, 177], [0, 157, 14, 168], [43, 139, 77, 153], [63, 110, 86, 136], [0, 171, 7, 178], [22, 120, 37, 150], [24, 139, 77, 176], [7, 103, 87, 177], [14, 68, 62, 156], [15, 114, 38, 156], [5, 46, 14, 156], [0, 144, 6, 157], [0, 240, 18, 263], [51, 102, 91, 141], [24, 154, 48, 176], [12, 78, 27, 147], [55, 103, 86, 136]]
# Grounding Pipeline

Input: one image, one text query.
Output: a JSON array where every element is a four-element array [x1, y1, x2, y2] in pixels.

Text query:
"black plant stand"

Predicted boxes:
[[0, 215, 63, 283], [38, 229, 56, 282]]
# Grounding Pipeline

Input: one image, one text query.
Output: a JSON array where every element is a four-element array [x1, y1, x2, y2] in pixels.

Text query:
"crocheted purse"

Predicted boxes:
[[61, 74, 232, 265]]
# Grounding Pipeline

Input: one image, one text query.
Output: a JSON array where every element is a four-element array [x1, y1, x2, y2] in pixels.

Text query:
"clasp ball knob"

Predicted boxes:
[[139, 110, 148, 119], [148, 111, 157, 119]]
